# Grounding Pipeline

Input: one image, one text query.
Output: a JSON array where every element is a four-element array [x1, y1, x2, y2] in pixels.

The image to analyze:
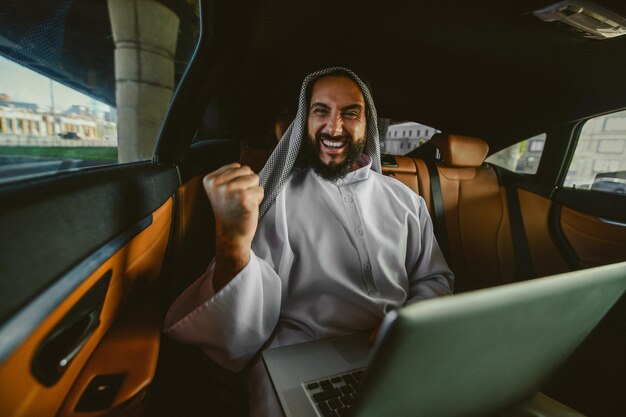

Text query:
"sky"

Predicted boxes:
[[0, 56, 111, 113]]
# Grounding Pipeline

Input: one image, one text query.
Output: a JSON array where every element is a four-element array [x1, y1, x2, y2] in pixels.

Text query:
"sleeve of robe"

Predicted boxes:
[[162, 203, 284, 372], [405, 196, 455, 303]]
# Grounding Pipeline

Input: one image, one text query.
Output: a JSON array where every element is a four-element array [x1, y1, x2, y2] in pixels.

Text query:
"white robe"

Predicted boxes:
[[164, 157, 454, 416]]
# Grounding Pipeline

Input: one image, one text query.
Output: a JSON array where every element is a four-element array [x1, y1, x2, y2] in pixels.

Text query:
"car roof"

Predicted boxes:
[[2, 0, 625, 154], [215, 0, 626, 151]]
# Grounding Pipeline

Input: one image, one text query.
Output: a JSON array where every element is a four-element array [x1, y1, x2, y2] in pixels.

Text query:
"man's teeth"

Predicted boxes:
[[322, 139, 345, 148]]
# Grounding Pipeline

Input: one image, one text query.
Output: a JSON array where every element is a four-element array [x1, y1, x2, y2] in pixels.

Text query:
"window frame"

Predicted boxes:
[[558, 108, 626, 195]]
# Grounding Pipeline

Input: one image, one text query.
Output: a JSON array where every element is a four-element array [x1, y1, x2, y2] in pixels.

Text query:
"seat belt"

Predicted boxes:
[[504, 179, 535, 281], [424, 159, 450, 259]]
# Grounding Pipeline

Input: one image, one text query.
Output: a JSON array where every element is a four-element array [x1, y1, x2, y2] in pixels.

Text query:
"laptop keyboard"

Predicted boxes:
[[303, 368, 366, 417]]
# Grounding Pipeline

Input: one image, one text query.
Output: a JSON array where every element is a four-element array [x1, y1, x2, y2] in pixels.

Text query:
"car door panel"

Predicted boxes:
[[515, 185, 626, 274], [516, 188, 570, 277], [559, 205, 626, 267], [550, 189, 626, 269], [58, 296, 161, 417], [148, 138, 252, 417], [0, 164, 178, 325], [530, 186, 626, 416], [0, 164, 177, 417]]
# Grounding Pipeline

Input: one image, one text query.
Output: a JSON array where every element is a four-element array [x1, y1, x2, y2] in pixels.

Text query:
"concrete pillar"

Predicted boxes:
[[0, 117, 6, 133], [108, 0, 179, 162]]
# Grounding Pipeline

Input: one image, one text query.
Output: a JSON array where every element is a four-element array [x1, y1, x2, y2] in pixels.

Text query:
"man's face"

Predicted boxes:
[[306, 75, 366, 180]]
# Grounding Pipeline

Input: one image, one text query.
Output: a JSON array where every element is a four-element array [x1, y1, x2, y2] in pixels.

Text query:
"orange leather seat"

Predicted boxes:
[[381, 155, 419, 193], [382, 134, 517, 292], [423, 134, 517, 292]]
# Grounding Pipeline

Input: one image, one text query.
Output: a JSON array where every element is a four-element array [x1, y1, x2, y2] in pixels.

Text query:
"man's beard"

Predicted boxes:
[[304, 132, 365, 181]]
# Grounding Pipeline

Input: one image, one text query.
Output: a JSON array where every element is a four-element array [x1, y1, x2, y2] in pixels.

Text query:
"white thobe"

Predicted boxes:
[[164, 156, 454, 416]]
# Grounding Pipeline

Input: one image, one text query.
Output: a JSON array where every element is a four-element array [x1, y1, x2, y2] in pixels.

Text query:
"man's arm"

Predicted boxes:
[[406, 196, 454, 303], [163, 163, 282, 372], [202, 163, 264, 291]]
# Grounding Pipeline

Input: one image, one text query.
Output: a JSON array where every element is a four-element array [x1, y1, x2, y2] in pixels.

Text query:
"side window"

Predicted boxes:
[[564, 109, 626, 195], [0, 0, 199, 184], [0, 60, 118, 178], [485, 133, 546, 174], [379, 118, 439, 155]]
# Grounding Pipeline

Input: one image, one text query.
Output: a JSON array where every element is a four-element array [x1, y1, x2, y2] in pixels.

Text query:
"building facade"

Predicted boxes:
[[0, 98, 117, 145], [380, 121, 437, 155]]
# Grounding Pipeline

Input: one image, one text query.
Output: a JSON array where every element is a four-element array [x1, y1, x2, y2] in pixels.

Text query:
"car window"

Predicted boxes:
[[0, 0, 199, 184], [379, 118, 439, 155], [564, 109, 626, 195], [485, 133, 546, 174]]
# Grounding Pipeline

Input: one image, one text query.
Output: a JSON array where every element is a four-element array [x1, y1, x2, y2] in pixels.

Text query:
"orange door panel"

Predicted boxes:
[[560, 206, 626, 268], [0, 198, 172, 417], [517, 189, 570, 277], [57, 300, 161, 417]]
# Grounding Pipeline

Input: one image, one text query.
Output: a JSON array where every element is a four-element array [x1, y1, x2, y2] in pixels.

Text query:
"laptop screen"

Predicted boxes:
[[352, 262, 626, 417]]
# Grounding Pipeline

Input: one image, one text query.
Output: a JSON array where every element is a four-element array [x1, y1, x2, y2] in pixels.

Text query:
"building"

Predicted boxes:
[[564, 110, 626, 188], [0, 96, 117, 143], [380, 121, 438, 155], [0, 100, 50, 136]]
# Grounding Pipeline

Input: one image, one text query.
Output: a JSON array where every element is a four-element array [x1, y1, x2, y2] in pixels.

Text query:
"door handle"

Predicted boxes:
[[32, 271, 111, 386], [56, 309, 100, 372], [599, 217, 626, 227]]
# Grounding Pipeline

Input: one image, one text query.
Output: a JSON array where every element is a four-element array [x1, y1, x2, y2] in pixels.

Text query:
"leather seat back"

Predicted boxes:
[[427, 134, 518, 291], [382, 134, 517, 292]]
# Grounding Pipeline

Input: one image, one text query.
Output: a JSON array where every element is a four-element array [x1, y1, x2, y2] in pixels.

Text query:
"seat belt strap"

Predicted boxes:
[[424, 159, 450, 260]]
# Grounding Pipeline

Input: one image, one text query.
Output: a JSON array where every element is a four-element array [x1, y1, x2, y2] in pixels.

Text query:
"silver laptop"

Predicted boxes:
[[262, 261, 626, 417]]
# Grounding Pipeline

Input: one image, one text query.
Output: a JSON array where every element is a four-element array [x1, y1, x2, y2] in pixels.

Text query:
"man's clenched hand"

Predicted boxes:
[[203, 163, 264, 291]]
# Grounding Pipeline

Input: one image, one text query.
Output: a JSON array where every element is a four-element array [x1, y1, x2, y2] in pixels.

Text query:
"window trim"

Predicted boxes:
[[558, 108, 626, 192]]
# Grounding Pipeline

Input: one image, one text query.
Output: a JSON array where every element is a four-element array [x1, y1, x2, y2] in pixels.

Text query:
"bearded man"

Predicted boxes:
[[164, 67, 454, 416]]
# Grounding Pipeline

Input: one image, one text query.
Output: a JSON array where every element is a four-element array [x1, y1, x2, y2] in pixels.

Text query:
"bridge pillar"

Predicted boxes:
[[108, 0, 179, 162]]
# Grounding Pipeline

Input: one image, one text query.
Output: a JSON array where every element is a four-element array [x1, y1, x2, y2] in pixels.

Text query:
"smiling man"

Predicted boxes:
[[164, 67, 453, 416], [305, 74, 367, 180]]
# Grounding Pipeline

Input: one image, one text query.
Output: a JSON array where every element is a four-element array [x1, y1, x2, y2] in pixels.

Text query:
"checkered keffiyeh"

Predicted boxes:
[[258, 67, 381, 219]]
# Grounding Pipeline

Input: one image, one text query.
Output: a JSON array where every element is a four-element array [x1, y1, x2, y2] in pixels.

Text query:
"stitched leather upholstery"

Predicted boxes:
[[430, 133, 489, 168], [382, 136, 516, 292]]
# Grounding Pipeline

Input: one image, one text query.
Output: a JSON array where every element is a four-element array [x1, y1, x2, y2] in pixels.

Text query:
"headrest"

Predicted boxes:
[[430, 133, 489, 168]]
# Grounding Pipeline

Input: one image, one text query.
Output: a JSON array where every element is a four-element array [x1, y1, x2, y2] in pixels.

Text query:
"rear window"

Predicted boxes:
[[485, 133, 546, 174], [379, 118, 439, 155], [564, 109, 626, 195]]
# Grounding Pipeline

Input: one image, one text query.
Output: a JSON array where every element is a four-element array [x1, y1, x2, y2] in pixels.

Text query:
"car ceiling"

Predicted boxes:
[[220, 0, 626, 150], [2, 0, 625, 152]]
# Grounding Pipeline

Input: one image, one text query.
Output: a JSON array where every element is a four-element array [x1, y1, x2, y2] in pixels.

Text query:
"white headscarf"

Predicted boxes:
[[258, 67, 381, 219]]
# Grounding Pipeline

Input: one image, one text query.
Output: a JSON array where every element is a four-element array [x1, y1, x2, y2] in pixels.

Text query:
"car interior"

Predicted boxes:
[[0, 0, 625, 416]]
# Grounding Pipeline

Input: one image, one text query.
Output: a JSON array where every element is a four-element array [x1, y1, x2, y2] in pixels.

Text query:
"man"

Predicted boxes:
[[164, 67, 453, 416]]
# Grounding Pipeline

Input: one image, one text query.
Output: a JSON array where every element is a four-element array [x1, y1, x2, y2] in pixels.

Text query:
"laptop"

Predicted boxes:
[[262, 261, 626, 417]]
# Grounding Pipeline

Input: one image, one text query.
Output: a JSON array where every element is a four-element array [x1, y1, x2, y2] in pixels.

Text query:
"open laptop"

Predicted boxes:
[[262, 261, 626, 417]]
